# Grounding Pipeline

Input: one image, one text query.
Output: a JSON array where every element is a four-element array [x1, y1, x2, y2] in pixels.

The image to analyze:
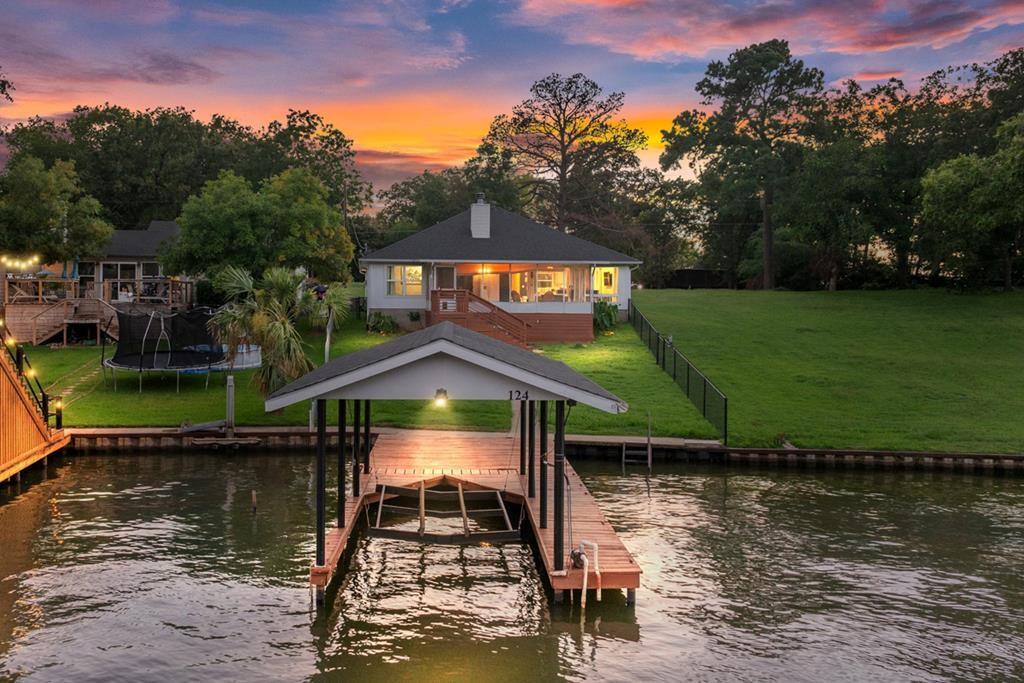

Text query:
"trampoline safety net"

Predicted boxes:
[[109, 308, 226, 370]]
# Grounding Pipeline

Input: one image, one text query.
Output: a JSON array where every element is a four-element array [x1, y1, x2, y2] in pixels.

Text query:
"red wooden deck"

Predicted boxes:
[[312, 429, 641, 597]]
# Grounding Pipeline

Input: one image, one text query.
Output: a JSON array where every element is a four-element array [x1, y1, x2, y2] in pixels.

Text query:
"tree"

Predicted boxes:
[[208, 266, 316, 396], [377, 155, 524, 238], [0, 66, 13, 102], [662, 40, 824, 288], [261, 110, 373, 220], [0, 156, 113, 264], [780, 138, 879, 290], [3, 106, 371, 231], [162, 171, 266, 275], [921, 114, 1024, 289], [482, 73, 646, 231], [260, 167, 356, 281], [164, 168, 354, 281]]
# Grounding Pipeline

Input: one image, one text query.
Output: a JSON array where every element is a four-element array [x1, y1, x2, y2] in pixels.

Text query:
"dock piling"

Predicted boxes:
[[554, 400, 565, 571], [315, 398, 326, 567], [540, 401, 548, 528], [528, 401, 536, 497]]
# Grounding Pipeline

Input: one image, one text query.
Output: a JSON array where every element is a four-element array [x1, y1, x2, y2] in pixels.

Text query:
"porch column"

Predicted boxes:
[[363, 399, 371, 474], [539, 401, 548, 528], [315, 398, 326, 567], [352, 399, 361, 497], [338, 399, 346, 527], [519, 399, 526, 475], [527, 401, 536, 498], [554, 400, 565, 570]]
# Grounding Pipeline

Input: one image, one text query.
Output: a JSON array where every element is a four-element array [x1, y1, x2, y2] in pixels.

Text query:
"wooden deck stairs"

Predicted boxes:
[[429, 289, 530, 346], [2, 298, 120, 346]]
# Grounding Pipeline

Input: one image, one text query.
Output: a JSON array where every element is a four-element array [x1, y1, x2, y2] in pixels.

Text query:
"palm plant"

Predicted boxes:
[[209, 266, 351, 397]]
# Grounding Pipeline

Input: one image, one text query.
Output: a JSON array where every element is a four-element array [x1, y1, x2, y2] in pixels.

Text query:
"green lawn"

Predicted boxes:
[[633, 289, 1024, 453], [26, 317, 711, 438]]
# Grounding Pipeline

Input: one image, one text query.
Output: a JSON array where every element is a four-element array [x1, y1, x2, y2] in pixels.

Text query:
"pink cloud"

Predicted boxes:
[[508, 0, 1024, 59]]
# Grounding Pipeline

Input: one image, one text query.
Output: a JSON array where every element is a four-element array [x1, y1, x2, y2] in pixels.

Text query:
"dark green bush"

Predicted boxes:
[[366, 312, 400, 335], [593, 301, 618, 333]]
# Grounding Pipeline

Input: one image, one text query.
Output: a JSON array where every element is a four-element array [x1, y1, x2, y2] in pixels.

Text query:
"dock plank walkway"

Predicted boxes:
[[313, 429, 641, 596]]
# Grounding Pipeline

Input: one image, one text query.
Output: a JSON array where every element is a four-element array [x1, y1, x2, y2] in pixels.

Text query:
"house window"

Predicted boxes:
[[142, 262, 161, 278], [592, 267, 618, 302], [387, 265, 423, 296], [536, 269, 567, 302]]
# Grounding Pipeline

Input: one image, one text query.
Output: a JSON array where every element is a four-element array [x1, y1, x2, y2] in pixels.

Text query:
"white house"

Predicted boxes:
[[360, 195, 640, 344]]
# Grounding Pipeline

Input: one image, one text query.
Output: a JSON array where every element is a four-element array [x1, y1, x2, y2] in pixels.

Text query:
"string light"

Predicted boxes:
[[0, 254, 41, 271]]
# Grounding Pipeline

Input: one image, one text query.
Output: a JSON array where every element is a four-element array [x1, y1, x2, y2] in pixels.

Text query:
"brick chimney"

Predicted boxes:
[[470, 193, 490, 239]]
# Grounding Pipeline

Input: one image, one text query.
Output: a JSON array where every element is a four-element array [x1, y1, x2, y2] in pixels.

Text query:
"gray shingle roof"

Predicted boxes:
[[268, 321, 625, 407], [361, 206, 640, 264], [99, 221, 180, 259]]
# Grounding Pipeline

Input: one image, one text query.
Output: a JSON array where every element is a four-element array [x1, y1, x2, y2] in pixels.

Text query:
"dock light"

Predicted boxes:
[[25, 367, 36, 379], [5, 336, 15, 347], [434, 388, 448, 407], [54, 397, 63, 410]]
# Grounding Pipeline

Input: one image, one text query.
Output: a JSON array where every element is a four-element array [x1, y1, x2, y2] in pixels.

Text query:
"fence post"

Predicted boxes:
[[722, 397, 728, 445], [672, 350, 677, 381], [702, 377, 707, 416]]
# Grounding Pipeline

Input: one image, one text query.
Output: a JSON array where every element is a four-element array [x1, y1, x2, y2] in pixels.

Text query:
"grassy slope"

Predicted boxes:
[[633, 289, 1024, 453], [26, 317, 711, 438]]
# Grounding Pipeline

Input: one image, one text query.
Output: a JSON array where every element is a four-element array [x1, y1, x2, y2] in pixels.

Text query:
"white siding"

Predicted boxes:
[[617, 267, 632, 310], [365, 263, 429, 311]]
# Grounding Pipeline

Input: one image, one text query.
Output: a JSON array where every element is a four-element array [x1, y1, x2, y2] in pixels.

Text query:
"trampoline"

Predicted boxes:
[[102, 307, 261, 391]]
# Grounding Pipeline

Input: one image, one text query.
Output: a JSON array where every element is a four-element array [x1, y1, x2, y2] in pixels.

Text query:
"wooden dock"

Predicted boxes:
[[313, 429, 642, 599]]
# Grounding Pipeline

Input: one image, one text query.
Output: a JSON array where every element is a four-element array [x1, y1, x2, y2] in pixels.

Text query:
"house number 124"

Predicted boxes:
[[508, 390, 529, 400]]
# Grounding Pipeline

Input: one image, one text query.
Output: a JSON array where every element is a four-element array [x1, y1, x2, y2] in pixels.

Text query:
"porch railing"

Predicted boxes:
[[430, 289, 530, 344]]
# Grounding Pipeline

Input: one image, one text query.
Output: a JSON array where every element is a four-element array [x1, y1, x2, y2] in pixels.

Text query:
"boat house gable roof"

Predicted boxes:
[[360, 206, 640, 265], [265, 321, 628, 413]]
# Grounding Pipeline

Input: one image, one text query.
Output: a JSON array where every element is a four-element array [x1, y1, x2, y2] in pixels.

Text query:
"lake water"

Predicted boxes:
[[1, 454, 1022, 682]]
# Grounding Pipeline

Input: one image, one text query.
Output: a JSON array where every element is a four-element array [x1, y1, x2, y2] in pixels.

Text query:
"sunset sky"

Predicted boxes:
[[2, 0, 1022, 188]]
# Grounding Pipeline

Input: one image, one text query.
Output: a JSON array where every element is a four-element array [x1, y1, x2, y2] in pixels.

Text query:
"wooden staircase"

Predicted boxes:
[[429, 289, 530, 346], [0, 324, 68, 483], [2, 298, 121, 345]]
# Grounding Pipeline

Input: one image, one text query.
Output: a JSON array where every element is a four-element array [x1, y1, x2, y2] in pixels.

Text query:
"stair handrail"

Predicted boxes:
[[463, 290, 530, 343], [0, 323, 50, 425], [431, 288, 530, 343]]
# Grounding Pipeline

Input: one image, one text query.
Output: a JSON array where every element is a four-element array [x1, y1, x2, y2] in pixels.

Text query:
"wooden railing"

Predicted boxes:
[[3, 277, 191, 306], [2, 278, 79, 304], [0, 323, 66, 482], [430, 289, 530, 344], [101, 278, 191, 305]]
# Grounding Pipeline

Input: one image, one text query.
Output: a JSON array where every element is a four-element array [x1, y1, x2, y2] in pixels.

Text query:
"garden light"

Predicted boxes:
[[434, 388, 448, 407]]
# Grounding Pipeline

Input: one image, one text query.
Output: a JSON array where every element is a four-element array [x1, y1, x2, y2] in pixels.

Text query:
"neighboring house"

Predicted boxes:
[[360, 195, 640, 344], [74, 221, 184, 303], [1, 220, 191, 344]]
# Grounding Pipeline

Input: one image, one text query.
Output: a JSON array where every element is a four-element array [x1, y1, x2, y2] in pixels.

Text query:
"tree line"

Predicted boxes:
[[2, 42, 1022, 290]]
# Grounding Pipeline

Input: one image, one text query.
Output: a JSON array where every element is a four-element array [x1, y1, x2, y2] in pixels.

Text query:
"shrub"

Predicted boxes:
[[367, 312, 400, 335], [593, 301, 618, 333]]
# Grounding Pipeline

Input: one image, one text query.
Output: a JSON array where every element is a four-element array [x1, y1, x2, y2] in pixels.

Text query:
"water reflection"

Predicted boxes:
[[0, 455, 1021, 681]]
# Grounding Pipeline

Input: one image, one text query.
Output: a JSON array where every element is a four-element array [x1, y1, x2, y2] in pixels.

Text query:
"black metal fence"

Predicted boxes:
[[628, 300, 728, 444]]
